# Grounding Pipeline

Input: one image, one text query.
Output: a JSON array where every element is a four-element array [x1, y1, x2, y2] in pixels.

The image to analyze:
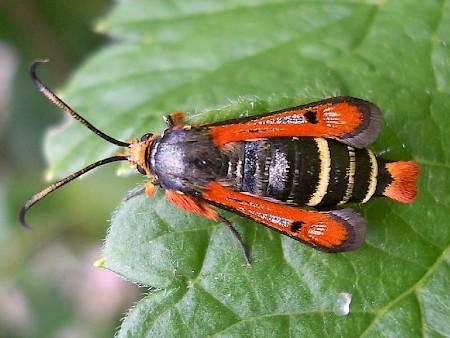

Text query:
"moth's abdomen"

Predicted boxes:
[[223, 137, 386, 207]]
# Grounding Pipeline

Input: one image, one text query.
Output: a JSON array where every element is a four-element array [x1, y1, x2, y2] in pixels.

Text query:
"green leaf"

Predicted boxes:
[[44, 0, 449, 336]]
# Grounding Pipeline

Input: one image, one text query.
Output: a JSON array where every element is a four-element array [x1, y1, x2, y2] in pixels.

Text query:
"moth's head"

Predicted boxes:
[[125, 133, 157, 176]]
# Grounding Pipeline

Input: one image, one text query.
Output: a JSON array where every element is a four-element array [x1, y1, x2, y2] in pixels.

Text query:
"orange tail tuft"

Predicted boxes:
[[383, 161, 419, 203]]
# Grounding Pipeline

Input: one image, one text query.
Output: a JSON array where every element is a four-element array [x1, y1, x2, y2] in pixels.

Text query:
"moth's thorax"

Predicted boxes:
[[151, 126, 226, 192]]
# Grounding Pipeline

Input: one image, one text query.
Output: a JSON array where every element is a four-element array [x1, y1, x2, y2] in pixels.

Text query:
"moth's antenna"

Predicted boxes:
[[20, 60, 132, 228], [30, 59, 130, 147], [19, 156, 128, 229]]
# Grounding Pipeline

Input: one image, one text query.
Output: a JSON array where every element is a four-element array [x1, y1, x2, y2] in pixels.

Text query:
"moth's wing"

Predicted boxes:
[[202, 182, 367, 253], [208, 97, 381, 149]]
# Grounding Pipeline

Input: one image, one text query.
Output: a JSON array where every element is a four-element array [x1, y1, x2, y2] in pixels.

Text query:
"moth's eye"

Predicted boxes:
[[140, 133, 153, 142], [136, 165, 146, 175]]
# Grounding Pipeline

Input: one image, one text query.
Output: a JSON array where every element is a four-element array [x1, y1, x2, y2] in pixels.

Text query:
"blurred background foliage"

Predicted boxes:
[[0, 1, 141, 337]]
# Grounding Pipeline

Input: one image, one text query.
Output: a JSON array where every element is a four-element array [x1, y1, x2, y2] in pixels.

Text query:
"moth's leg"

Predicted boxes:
[[218, 215, 251, 267]]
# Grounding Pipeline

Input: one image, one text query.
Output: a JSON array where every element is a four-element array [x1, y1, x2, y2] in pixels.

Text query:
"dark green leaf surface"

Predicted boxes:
[[44, 0, 449, 336]]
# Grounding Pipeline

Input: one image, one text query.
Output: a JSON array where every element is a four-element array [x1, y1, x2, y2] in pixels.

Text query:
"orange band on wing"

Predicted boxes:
[[209, 102, 363, 146], [202, 182, 350, 251]]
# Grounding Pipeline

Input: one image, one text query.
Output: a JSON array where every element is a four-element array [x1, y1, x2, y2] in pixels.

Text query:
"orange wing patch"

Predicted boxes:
[[208, 97, 381, 149], [209, 101, 362, 146]]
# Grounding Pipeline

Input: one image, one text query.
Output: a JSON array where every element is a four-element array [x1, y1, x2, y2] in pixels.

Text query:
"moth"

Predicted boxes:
[[21, 60, 419, 265]]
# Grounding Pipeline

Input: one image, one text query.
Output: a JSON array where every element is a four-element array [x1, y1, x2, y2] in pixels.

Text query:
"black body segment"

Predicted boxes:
[[241, 140, 270, 195], [374, 159, 394, 195], [317, 140, 351, 207], [351, 149, 374, 202], [289, 138, 321, 205], [266, 138, 295, 201]]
